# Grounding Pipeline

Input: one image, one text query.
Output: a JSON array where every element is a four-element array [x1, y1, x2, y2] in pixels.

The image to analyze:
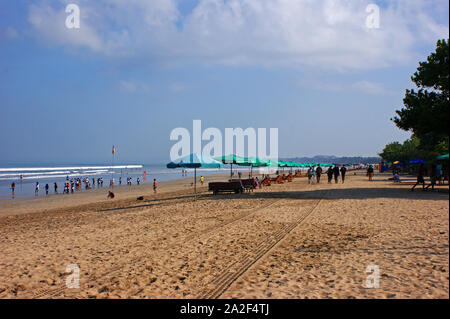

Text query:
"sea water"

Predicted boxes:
[[0, 163, 275, 200]]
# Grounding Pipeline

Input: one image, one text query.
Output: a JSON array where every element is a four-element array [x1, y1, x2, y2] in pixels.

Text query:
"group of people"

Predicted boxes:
[[32, 176, 106, 196], [411, 163, 439, 191], [11, 173, 152, 198], [307, 165, 348, 184]]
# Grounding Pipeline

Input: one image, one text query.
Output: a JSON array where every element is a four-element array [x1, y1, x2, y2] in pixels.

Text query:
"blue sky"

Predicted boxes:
[[0, 0, 448, 164]]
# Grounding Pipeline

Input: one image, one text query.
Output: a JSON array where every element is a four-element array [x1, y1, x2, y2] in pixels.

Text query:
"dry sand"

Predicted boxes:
[[0, 172, 448, 299]]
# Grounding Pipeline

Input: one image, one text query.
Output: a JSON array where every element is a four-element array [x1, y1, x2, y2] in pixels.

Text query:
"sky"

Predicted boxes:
[[0, 0, 448, 165]]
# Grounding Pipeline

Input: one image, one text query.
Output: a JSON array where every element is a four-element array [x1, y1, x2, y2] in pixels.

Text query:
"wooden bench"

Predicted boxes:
[[209, 181, 244, 195], [229, 179, 258, 192]]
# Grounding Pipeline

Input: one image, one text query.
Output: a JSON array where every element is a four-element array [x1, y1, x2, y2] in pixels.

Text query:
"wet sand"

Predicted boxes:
[[0, 172, 448, 299]]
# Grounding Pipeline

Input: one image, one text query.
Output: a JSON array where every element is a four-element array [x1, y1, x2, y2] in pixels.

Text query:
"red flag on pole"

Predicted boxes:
[[112, 145, 115, 157]]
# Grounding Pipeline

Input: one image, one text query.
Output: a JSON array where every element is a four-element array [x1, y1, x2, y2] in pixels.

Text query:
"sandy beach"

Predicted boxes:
[[0, 172, 448, 299]]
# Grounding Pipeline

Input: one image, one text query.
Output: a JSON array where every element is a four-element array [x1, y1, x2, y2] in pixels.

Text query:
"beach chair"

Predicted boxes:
[[261, 177, 271, 186], [270, 175, 285, 184]]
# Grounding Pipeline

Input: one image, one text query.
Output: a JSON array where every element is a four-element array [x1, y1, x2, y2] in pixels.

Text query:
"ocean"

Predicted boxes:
[[0, 163, 277, 200]]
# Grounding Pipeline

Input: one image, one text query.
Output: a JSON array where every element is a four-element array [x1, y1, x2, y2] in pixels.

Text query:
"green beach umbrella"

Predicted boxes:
[[215, 154, 251, 178], [437, 154, 449, 160], [167, 153, 224, 198], [245, 157, 269, 176], [265, 160, 280, 167]]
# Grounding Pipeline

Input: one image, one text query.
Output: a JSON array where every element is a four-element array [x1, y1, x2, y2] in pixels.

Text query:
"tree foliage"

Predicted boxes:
[[385, 39, 449, 163], [379, 136, 421, 163], [392, 39, 449, 147]]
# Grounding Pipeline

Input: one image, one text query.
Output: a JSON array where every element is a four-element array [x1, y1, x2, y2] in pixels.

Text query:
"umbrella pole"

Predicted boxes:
[[230, 163, 233, 179], [194, 168, 197, 200]]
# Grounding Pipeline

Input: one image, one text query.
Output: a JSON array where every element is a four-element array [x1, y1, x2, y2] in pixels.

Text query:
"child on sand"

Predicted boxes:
[[153, 178, 157, 193], [200, 176, 204, 185], [367, 165, 374, 181]]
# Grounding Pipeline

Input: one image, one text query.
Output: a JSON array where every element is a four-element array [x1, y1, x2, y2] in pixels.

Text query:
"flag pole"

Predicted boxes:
[[111, 145, 115, 188]]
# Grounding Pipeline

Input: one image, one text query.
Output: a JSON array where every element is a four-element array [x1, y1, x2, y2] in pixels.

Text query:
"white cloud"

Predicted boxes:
[[299, 78, 397, 96], [3, 26, 19, 39], [27, 0, 449, 70], [119, 80, 150, 93], [352, 80, 396, 95]]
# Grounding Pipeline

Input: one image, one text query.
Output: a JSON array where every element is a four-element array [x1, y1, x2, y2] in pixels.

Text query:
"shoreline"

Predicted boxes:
[[0, 172, 239, 217]]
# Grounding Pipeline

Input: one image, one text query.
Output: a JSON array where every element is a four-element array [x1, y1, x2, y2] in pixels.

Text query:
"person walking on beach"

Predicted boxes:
[[137, 178, 140, 185], [35, 182, 39, 196], [316, 165, 323, 183], [367, 165, 374, 181], [200, 176, 204, 185], [54, 182, 58, 194], [411, 164, 426, 191], [340, 166, 347, 183], [153, 178, 158, 193], [307, 167, 313, 184], [425, 164, 437, 191], [333, 165, 340, 184], [327, 167, 333, 184], [119, 177, 122, 185], [11, 182, 15, 198], [311, 166, 316, 184], [45, 183, 49, 195]]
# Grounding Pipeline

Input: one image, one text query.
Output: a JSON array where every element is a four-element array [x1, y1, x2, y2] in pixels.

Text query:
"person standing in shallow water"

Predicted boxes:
[[11, 182, 15, 198], [35, 182, 39, 196]]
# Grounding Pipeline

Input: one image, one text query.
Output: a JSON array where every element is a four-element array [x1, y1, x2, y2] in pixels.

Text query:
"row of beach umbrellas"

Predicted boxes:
[[166, 153, 336, 198]]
